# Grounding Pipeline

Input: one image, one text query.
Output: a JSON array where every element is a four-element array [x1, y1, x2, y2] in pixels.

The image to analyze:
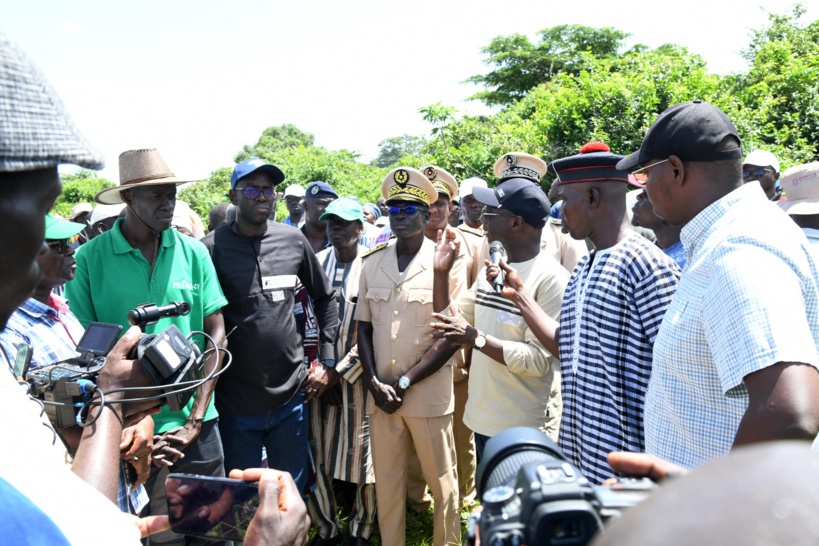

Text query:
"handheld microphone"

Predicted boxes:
[[128, 301, 191, 330], [489, 241, 506, 294]]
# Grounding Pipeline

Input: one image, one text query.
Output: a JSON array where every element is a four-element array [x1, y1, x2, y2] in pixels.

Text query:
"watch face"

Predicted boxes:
[[475, 334, 486, 348], [399, 377, 410, 389]]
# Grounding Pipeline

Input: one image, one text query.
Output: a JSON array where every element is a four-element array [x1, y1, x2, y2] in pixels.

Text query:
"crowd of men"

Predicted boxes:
[[3, 31, 819, 546]]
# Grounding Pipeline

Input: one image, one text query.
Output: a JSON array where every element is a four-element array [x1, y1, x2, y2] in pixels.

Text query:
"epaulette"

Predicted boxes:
[[362, 242, 389, 257], [458, 225, 485, 238]]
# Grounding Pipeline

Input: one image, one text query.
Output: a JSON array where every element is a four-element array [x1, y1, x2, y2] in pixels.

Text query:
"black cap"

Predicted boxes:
[[548, 142, 637, 186], [617, 101, 743, 171], [471, 178, 550, 229], [305, 181, 339, 199]]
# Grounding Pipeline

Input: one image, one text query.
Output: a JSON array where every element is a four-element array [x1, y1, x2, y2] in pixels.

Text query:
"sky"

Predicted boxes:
[[3, 0, 817, 182]]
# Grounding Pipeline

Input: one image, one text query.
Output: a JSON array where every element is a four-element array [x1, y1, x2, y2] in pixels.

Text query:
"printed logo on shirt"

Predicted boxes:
[[173, 280, 201, 290], [262, 275, 298, 291]]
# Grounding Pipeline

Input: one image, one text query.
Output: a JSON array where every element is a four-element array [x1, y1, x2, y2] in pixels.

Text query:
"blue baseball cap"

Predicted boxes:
[[472, 178, 551, 229], [231, 157, 286, 189], [305, 181, 339, 199]]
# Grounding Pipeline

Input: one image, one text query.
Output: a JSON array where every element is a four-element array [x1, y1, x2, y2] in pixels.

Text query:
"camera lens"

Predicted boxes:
[[476, 427, 567, 498]]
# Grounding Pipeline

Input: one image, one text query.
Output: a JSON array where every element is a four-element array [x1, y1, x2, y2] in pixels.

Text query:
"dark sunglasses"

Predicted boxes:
[[388, 205, 423, 216], [236, 187, 277, 199], [742, 167, 774, 179], [46, 239, 70, 254]]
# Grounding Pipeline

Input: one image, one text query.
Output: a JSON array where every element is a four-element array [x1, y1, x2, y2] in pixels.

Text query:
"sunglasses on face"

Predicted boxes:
[[742, 167, 774, 179], [235, 187, 277, 199], [47, 239, 70, 254], [388, 205, 423, 216]]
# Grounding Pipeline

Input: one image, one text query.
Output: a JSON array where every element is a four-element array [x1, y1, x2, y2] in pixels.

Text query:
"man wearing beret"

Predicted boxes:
[[356, 167, 462, 546], [202, 158, 338, 494], [614, 101, 819, 471], [536, 142, 681, 484], [301, 181, 338, 254]]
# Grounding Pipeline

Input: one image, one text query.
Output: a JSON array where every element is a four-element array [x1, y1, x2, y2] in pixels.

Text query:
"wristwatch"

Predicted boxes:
[[474, 331, 487, 350], [398, 375, 411, 390]]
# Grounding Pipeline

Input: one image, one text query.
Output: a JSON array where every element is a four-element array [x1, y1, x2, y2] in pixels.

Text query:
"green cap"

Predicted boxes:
[[319, 197, 364, 223], [45, 213, 85, 240]]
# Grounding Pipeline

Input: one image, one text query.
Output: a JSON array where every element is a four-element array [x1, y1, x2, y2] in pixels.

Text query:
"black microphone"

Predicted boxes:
[[489, 241, 506, 294], [127, 301, 191, 329]]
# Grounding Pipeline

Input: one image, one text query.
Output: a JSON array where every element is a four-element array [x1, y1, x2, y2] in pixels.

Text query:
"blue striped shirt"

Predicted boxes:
[[646, 182, 819, 468], [0, 297, 84, 370]]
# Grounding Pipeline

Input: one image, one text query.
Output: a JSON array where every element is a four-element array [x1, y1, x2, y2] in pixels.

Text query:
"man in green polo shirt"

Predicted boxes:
[[65, 148, 228, 546]]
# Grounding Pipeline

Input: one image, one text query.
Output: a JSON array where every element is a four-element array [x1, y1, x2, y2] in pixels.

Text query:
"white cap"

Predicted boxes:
[[460, 177, 488, 198], [778, 162, 819, 216], [743, 149, 780, 173], [88, 203, 125, 225], [284, 184, 305, 198]]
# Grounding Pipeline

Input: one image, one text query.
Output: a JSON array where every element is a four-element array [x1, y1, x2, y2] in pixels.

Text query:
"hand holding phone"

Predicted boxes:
[[229, 468, 310, 546], [166, 474, 259, 542]]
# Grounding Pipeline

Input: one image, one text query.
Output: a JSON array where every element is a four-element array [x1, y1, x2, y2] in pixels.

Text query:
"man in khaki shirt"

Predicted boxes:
[[356, 167, 463, 546]]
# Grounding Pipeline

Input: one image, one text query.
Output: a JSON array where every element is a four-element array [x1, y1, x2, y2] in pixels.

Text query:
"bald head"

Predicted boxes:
[[593, 442, 819, 546]]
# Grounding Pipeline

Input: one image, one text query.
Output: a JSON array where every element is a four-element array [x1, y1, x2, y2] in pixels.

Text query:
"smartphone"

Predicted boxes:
[[166, 473, 260, 542]]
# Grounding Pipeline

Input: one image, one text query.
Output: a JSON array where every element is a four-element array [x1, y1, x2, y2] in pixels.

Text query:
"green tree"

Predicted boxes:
[[180, 124, 388, 221], [722, 4, 819, 165], [371, 134, 426, 168], [466, 25, 630, 107], [52, 169, 114, 217], [234, 123, 316, 163]]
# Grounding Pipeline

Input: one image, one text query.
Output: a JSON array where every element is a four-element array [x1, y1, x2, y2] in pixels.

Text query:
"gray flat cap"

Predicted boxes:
[[0, 33, 104, 172]]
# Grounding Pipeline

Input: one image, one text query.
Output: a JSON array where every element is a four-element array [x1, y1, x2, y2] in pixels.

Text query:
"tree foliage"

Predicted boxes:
[[466, 25, 630, 107], [53, 170, 114, 217], [416, 9, 817, 190], [371, 135, 426, 168], [180, 125, 387, 221], [721, 5, 819, 165]]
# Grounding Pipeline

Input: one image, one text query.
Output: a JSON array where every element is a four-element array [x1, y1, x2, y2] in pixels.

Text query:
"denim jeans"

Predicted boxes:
[[219, 391, 309, 494]]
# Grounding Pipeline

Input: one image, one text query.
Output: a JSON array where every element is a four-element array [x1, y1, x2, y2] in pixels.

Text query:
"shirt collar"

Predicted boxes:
[[16, 297, 56, 320], [680, 182, 763, 262], [110, 217, 177, 255]]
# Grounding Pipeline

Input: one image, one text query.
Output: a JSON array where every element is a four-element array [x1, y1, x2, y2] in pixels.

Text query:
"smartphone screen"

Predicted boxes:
[[166, 474, 260, 542]]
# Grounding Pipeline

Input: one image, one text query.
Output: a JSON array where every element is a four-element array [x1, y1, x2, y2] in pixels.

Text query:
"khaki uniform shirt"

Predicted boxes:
[[542, 218, 589, 274], [356, 237, 466, 418]]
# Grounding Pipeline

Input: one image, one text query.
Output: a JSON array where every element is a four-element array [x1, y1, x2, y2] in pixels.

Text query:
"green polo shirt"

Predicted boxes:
[[65, 219, 227, 433]]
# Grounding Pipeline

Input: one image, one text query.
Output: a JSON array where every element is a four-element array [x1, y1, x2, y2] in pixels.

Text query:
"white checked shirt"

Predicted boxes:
[[645, 182, 819, 468]]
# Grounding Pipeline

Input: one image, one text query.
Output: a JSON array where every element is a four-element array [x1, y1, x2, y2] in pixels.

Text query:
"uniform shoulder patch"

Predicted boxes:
[[362, 242, 389, 257]]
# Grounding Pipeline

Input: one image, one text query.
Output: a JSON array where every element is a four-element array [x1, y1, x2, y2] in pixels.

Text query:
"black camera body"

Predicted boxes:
[[26, 322, 122, 428], [128, 302, 200, 412], [25, 302, 202, 427], [473, 428, 653, 546]]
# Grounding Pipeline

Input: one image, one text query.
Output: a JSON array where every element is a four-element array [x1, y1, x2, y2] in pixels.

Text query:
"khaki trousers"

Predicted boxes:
[[370, 410, 460, 546]]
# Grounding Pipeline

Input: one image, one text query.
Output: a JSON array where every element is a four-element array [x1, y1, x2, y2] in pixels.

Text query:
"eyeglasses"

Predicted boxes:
[[742, 167, 774, 179], [480, 210, 518, 220], [388, 205, 422, 216], [46, 239, 70, 254], [631, 159, 670, 176], [235, 187, 277, 199]]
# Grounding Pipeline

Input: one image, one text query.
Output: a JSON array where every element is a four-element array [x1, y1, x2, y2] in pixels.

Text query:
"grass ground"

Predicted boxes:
[[309, 483, 475, 545]]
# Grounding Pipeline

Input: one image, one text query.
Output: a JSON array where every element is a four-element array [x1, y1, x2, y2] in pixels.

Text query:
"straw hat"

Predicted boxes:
[[95, 148, 196, 205]]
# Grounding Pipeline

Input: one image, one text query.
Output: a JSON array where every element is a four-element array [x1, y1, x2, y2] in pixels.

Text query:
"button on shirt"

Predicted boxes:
[[646, 182, 819, 468]]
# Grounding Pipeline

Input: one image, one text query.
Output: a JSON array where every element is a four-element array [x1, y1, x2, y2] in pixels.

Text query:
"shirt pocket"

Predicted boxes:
[[406, 287, 433, 327], [365, 286, 392, 325]]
